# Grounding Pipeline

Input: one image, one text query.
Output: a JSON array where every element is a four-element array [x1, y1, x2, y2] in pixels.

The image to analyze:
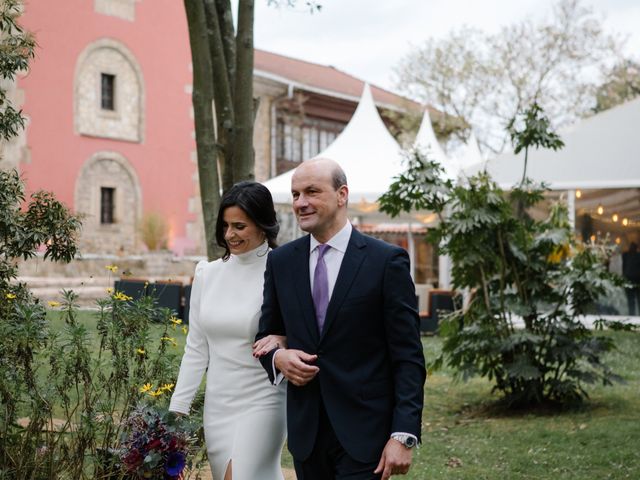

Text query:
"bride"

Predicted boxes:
[[170, 181, 286, 480]]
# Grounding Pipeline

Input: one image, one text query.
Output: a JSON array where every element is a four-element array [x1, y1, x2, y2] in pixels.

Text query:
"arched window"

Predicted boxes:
[[74, 38, 144, 142], [75, 151, 142, 253]]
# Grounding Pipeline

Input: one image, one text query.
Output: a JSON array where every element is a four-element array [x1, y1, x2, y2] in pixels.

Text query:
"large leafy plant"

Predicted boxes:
[[379, 104, 623, 407]]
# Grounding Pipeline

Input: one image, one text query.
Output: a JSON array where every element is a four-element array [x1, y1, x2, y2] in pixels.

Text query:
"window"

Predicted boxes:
[[275, 116, 345, 175], [100, 187, 115, 224], [101, 73, 116, 110]]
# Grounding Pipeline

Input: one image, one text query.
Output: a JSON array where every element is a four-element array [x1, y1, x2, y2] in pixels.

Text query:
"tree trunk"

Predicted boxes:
[[232, 0, 256, 184], [184, 0, 258, 259], [184, 0, 223, 260]]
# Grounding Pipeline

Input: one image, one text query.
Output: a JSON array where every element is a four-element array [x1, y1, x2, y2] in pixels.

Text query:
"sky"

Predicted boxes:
[[246, 0, 640, 94]]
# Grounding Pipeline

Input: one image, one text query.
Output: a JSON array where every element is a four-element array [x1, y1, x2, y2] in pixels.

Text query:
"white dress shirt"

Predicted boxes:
[[309, 221, 352, 297]]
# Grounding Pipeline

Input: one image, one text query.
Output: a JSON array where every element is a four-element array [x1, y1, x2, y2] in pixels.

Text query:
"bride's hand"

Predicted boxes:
[[252, 335, 287, 357]]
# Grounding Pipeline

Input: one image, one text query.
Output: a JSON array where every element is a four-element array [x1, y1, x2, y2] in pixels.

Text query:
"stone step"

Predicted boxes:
[[18, 276, 112, 288]]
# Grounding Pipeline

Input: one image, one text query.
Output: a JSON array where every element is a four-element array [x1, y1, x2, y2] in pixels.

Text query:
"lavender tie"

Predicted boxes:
[[312, 244, 331, 333]]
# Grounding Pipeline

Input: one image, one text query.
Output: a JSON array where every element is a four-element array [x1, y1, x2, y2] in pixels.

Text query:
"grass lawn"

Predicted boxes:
[[47, 311, 639, 479], [412, 332, 640, 479]]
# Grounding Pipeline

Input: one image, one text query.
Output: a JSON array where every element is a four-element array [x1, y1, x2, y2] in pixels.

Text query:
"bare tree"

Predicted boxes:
[[395, 0, 622, 155], [593, 59, 640, 113]]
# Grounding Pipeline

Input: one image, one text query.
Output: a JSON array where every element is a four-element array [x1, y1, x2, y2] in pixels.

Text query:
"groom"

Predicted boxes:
[[256, 158, 425, 479]]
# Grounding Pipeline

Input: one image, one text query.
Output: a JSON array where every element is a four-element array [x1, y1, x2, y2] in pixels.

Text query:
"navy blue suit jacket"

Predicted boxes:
[[256, 228, 426, 463]]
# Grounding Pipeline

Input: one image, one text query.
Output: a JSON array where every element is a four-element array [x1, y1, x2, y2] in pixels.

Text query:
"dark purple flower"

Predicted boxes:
[[164, 451, 186, 477]]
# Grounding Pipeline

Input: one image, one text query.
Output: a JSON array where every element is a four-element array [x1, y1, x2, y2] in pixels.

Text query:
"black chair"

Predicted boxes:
[[147, 281, 183, 318], [182, 284, 192, 324], [420, 290, 456, 334], [114, 279, 148, 301]]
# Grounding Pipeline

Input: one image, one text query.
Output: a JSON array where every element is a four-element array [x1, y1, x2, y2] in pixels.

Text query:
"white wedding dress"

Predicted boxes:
[[169, 243, 286, 480]]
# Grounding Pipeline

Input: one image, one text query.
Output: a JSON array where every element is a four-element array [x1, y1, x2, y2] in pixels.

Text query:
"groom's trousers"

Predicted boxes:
[[292, 400, 382, 480]]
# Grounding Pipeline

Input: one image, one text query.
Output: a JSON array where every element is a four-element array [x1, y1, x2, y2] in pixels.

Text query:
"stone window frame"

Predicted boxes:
[[73, 38, 145, 142], [75, 151, 142, 233]]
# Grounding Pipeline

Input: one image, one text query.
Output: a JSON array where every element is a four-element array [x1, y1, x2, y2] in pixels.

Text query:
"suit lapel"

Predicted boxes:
[[292, 235, 320, 342], [320, 229, 367, 342]]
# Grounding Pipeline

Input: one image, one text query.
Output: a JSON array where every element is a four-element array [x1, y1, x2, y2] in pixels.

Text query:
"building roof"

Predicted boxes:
[[254, 49, 421, 112]]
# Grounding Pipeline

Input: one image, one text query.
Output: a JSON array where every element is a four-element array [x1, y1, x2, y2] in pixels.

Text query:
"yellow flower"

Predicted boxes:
[[182, 326, 188, 335], [113, 291, 133, 301], [161, 336, 177, 346], [160, 383, 175, 392], [5, 293, 16, 300], [106, 287, 114, 294], [148, 389, 164, 397], [47, 301, 60, 307], [547, 244, 570, 264], [136, 348, 145, 355], [105, 265, 118, 273], [170, 317, 182, 325], [139, 383, 153, 393]]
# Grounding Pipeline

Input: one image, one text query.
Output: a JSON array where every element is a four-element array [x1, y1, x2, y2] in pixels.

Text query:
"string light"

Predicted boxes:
[[616, 237, 621, 244], [597, 205, 604, 215], [612, 213, 619, 222], [575, 190, 582, 199], [622, 218, 629, 226]]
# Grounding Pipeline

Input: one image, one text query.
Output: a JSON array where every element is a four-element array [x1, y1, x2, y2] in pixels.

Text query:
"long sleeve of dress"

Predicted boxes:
[[169, 260, 209, 414]]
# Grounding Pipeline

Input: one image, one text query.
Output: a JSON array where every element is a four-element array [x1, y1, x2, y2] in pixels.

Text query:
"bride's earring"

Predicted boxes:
[[258, 233, 269, 256]]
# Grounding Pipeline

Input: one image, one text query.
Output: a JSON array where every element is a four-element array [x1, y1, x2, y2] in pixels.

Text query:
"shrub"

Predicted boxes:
[[379, 104, 625, 407], [139, 212, 169, 252]]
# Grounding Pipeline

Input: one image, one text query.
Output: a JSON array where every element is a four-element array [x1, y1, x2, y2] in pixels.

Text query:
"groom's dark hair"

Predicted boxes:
[[216, 181, 279, 261]]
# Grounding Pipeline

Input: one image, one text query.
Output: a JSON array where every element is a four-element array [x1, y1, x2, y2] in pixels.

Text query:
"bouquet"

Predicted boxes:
[[119, 405, 200, 479]]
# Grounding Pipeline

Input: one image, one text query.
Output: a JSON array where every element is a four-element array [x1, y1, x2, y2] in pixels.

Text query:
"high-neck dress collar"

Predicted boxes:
[[232, 241, 270, 265]]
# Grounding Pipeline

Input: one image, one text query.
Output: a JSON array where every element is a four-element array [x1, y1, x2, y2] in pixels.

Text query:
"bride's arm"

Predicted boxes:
[[169, 260, 209, 415]]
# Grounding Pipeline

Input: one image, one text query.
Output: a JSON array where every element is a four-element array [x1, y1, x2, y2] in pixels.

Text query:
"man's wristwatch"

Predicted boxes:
[[391, 433, 417, 449]]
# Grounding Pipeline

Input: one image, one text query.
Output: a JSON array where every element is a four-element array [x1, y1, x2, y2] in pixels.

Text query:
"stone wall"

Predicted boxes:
[[94, 0, 137, 22], [18, 252, 205, 307], [0, 77, 29, 171]]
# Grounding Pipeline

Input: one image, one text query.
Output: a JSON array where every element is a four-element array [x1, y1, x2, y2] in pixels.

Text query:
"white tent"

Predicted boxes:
[[414, 111, 457, 180], [465, 97, 640, 189], [263, 84, 404, 204], [454, 131, 483, 172]]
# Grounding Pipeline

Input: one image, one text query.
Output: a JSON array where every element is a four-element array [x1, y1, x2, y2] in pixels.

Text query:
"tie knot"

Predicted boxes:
[[317, 244, 330, 259]]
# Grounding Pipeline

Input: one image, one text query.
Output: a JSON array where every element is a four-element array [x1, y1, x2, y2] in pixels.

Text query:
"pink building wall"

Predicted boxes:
[[19, 0, 196, 254]]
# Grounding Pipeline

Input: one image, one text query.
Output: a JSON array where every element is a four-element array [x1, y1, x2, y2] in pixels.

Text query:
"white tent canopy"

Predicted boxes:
[[464, 97, 640, 189], [263, 84, 404, 204], [414, 111, 456, 180], [454, 131, 483, 172], [414, 111, 483, 181]]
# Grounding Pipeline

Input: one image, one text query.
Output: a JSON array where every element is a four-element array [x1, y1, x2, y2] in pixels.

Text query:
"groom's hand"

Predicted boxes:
[[374, 439, 412, 479], [274, 349, 319, 386]]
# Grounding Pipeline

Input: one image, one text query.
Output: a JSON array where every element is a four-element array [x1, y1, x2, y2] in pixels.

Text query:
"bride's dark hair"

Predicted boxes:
[[215, 181, 279, 260]]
